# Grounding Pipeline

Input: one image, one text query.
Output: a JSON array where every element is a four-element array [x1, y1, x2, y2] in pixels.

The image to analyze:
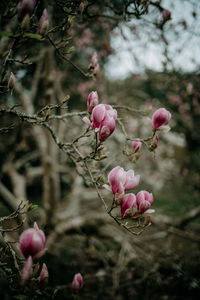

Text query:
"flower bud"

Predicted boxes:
[[18, 0, 36, 21], [21, 14, 30, 30], [87, 91, 99, 113], [162, 9, 171, 21], [132, 141, 142, 153], [38, 9, 49, 35], [8, 72, 15, 89], [90, 52, 100, 75], [136, 191, 154, 213], [121, 193, 137, 218], [72, 273, 83, 292], [39, 263, 49, 284], [20, 256, 33, 286], [19, 222, 46, 259], [152, 108, 171, 131], [108, 166, 126, 196]]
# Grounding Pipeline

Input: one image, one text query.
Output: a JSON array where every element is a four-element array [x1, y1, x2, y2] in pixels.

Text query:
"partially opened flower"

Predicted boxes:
[[99, 114, 116, 142], [121, 193, 137, 218], [136, 190, 154, 213], [72, 273, 83, 292], [19, 222, 46, 259], [152, 108, 171, 131], [20, 256, 33, 286]]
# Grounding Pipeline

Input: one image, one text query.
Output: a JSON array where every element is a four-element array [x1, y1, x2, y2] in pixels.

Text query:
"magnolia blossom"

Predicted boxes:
[[40, 263, 49, 283], [72, 273, 83, 292], [19, 222, 46, 259], [83, 104, 117, 142], [18, 0, 36, 20], [152, 108, 171, 131], [121, 193, 137, 218], [108, 166, 140, 199], [136, 190, 154, 213], [20, 256, 33, 286], [87, 91, 99, 113], [38, 9, 49, 35]]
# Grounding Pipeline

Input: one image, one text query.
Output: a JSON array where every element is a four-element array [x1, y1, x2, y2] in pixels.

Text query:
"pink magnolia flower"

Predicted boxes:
[[19, 222, 46, 259], [83, 104, 117, 142], [152, 108, 171, 131], [72, 273, 83, 292], [121, 193, 137, 218], [108, 166, 126, 195], [136, 190, 154, 213], [39, 263, 49, 283], [132, 141, 142, 153], [20, 256, 33, 286], [87, 91, 99, 113], [38, 9, 49, 35], [124, 170, 140, 191], [18, 0, 36, 20]]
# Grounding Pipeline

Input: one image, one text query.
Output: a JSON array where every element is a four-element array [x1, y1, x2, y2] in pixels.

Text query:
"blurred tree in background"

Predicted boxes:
[[0, 0, 200, 299]]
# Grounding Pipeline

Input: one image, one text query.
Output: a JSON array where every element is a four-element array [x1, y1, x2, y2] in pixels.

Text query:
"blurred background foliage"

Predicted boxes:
[[0, 0, 200, 299]]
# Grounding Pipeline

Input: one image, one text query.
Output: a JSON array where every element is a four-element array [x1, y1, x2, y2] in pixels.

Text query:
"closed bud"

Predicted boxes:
[[18, 0, 36, 21], [8, 72, 15, 89], [162, 9, 171, 21], [19, 222, 46, 259], [121, 193, 137, 218], [72, 273, 83, 292], [152, 108, 171, 131], [132, 141, 142, 153], [21, 14, 30, 30], [87, 91, 99, 113], [39, 263, 49, 285], [20, 256, 33, 286], [38, 9, 49, 35]]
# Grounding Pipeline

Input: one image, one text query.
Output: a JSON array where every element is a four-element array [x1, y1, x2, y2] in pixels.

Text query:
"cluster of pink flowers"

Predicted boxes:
[[19, 222, 48, 286], [108, 166, 154, 218], [83, 92, 117, 142]]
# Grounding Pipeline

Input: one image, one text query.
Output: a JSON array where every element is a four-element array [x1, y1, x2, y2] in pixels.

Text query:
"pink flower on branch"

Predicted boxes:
[[83, 104, 117, 142], [108, 166, 140, 200], [40, 263, 49, 284], [17, 0, 36, 20], [87, 91, 99, 113], [72, 273, 83, 292], [19, 222, 46, 259], [20, 256, 33, 286], [121, 193, 137, 218], [152, 108, 171, 131], [136, 190, 154, 213], [38, 9, 49, 35]]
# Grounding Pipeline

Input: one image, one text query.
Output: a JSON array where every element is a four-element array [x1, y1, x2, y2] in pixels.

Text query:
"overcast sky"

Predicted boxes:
[[105, 0, 200, 79]]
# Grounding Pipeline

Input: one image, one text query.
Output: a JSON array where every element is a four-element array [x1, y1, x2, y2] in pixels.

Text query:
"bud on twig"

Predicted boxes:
[[8, 72, 15, 90], [20, 256, 33, 286], [38, 9, 49, 35], [18, 0, 36, 21], [39, 263, 49, 285], [72, 273, 83, 292]]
